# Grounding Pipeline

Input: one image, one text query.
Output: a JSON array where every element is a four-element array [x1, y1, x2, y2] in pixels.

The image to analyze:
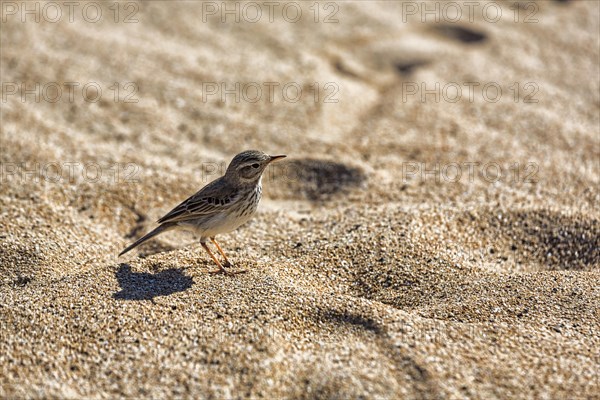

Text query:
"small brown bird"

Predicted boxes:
[[119, 150, 286, 274]]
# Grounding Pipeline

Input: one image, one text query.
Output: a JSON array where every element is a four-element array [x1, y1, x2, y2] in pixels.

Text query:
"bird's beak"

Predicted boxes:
[[268, 155, 287, 163]]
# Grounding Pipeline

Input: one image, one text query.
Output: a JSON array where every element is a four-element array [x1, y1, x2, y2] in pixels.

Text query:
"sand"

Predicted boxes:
[[1, 0, 599, 398]]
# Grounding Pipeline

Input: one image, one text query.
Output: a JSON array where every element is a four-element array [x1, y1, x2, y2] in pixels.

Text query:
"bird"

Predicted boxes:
[[119, 150, 286, 275]]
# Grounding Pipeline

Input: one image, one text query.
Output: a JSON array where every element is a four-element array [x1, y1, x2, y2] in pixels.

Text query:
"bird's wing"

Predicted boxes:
[[157, 179, 239, 224]]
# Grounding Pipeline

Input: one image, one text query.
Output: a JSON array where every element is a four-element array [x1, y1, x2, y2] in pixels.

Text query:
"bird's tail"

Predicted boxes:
[[119, 223, 176, 257]]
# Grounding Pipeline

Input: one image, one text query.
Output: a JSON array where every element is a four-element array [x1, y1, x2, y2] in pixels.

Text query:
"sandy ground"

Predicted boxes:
[[1, 0, 599, 398]]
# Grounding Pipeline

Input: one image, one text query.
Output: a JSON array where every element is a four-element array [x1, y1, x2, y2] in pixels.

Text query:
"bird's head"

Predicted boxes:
[[225, 150, 286, 184]]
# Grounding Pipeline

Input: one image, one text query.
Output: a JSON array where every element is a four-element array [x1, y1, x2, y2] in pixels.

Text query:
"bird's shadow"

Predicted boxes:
[[113, 263, 193, 301]]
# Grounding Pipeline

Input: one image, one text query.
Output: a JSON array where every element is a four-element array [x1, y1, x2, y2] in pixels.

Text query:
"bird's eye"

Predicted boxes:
[[251, 163, 260, 169]]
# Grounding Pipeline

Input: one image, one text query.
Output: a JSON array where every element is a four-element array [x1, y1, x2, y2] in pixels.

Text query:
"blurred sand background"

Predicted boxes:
[[1, 0, 599, 398]]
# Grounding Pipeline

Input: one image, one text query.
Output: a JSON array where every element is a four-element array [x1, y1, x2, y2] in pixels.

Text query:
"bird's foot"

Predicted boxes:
[[209, 266, 247, 275]]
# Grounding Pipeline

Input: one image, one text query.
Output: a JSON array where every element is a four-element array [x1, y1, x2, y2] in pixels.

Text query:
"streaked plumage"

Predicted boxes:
[[119, 150, 286, 274]]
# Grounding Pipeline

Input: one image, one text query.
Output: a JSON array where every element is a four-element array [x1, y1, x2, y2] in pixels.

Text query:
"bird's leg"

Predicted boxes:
[[201, 242, 229, 275], [210, 237, 232, 268], [210, 238, 246, 274], [201, 242, 245, 275]]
